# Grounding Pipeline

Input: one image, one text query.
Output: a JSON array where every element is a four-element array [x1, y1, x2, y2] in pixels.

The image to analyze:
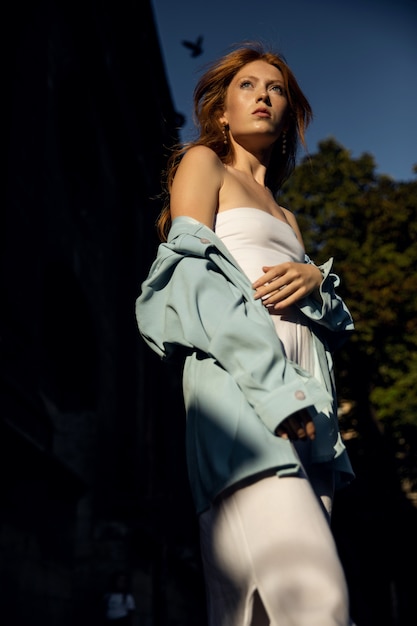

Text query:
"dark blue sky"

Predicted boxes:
[[152, 0, 417, 181]]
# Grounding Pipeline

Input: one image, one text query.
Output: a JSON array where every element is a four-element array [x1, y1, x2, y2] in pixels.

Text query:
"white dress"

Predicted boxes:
[[197, 208, 351, 626], [215, 207, 332, 486], [215, 207, 315, 375]]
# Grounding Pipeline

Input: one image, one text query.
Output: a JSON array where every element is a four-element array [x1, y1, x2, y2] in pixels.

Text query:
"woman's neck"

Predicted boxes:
[[230, 140, 272, 188], [231, 155, 269, 188]]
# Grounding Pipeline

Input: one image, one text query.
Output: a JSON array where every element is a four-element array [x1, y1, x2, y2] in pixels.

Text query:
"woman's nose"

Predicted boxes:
[[256, 91, 270, 104]]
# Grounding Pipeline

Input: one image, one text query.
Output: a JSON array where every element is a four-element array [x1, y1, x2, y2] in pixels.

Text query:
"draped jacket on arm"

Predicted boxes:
[[136, 216, 354, 514]]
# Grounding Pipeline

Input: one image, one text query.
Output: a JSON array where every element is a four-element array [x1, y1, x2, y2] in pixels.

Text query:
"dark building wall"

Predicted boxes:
[[2, 2, 204, 625]]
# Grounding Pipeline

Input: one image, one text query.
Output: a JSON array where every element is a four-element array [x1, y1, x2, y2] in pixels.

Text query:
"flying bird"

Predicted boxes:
[[181, 36, 204, 58]]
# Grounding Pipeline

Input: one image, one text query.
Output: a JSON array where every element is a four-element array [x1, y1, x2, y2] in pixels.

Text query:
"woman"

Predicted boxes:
[[136, 43, 355, 625]]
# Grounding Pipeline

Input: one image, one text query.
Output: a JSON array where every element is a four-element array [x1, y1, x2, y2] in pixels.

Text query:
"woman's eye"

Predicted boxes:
[[240, 80, 253, 88], [270, 85, 284, 94]]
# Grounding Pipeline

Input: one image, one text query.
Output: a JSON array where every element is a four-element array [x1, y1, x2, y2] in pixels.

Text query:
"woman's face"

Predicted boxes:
[[220, 60, 289, 148]]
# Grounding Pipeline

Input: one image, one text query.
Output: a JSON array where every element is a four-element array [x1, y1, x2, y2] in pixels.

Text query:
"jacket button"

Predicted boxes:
[[295, 390, 306, 400]]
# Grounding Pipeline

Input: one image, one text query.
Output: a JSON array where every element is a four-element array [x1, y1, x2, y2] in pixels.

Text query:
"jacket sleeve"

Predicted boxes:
[[296, 255, 354, 351], [136, 247, 332, 434]]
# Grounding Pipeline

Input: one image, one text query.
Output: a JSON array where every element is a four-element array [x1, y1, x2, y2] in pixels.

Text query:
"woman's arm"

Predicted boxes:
[[170, 145, 224, 228]]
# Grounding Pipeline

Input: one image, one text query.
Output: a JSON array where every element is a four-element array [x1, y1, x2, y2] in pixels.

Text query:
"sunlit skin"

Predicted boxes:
[[220, 60, 289, 155], [170, 60, 323, 441]]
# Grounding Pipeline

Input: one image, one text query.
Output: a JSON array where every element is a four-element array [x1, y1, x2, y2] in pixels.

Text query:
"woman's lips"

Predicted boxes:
[[253, 108, 271, 117]]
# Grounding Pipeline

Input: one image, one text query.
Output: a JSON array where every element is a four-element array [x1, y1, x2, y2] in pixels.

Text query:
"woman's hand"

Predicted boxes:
[[275, 409, 315, 440], [252, 262, 322, 310]]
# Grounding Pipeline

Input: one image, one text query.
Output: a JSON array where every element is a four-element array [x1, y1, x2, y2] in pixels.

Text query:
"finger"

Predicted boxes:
[[259, 288, 286, 305], [255, 278, 295, 303], [295, 426, 307, 439], [271, 291, 300, 309], [260, 286, 301, 308], [289, 416, 307, 439], [275, 427, 289, 439], [252, 265, 285, 289], [304, 420, 316, 439], [283, 415, 302, 439], [299, 410, 316, 440], [253, 277, 283, 296]]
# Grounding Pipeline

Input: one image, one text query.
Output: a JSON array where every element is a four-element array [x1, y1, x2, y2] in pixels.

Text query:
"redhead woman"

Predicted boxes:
[[136, 43, 355, 626]]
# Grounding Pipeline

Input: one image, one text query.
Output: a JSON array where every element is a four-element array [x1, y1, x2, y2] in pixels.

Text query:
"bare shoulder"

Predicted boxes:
[[281, 206, 305, 247], [170, 146, 224, 227], [179, 145, 224, 172], [173, 145, 224, 191], [281, 206, 297, 227]]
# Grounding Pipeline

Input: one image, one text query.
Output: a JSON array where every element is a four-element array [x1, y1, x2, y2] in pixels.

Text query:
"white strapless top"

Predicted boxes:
[[215, 207, 314, 374]]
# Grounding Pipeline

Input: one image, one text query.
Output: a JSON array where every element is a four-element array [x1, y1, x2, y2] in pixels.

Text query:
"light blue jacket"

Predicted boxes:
[[136, 216, 354, 514]]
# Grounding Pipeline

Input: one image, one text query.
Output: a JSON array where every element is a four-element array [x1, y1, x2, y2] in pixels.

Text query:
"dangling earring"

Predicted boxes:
[[281, 131, 287, 155], [222, 124, 228, 145]]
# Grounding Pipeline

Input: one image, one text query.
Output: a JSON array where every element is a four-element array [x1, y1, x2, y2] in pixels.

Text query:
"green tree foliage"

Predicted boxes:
[[279, 138, 417, 460]]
